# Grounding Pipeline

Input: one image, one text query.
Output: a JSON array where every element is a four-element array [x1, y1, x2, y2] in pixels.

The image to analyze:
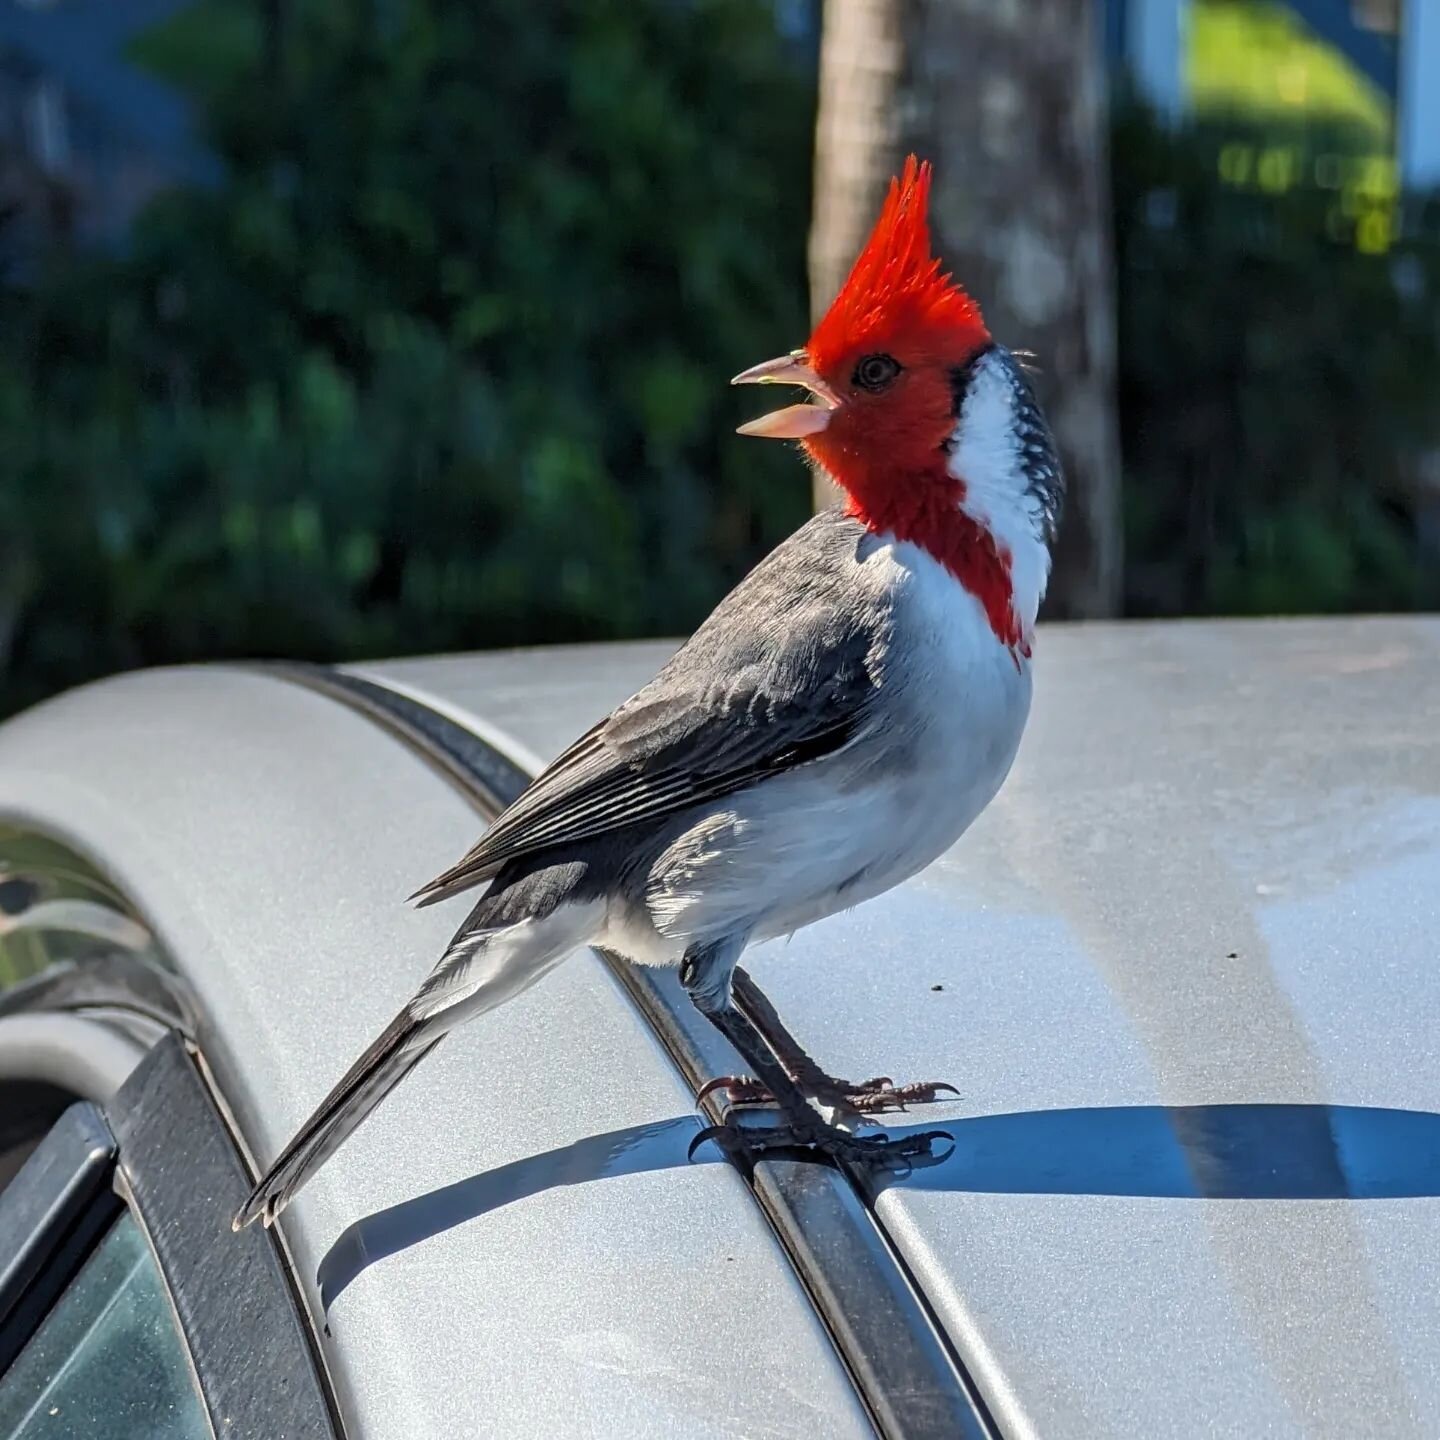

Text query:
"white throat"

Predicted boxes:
[[946, 349, 1054, 635]]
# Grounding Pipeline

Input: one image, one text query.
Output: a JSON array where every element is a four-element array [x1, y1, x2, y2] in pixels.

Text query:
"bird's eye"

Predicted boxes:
[[852, 353, 902, 392]]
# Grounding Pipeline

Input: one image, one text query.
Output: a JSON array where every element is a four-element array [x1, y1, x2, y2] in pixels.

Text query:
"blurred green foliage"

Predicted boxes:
[[1113, 100, 1440, 616], [3, 15, 1438, 723], [0, 0, 813, 715]]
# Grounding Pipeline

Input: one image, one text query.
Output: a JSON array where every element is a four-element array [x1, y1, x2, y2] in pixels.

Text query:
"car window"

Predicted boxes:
[[0, 1211, 206, 1440]]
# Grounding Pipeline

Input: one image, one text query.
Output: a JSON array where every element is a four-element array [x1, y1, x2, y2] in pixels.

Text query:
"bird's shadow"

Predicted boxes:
[[317, 1115, 711, 1311], [317, 1101, 1440, 1311]]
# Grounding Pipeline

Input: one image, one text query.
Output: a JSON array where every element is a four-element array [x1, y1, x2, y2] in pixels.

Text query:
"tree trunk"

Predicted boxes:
[[810, 0, 1122, 617]]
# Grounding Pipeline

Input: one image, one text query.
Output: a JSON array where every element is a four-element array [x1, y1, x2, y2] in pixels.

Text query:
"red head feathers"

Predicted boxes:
[[793, 156, 992, 506], [805, 156, 989, 379], [732, 158, 1029, 654], [732, 159, 1036, 654], [733, 155, 993, 496]]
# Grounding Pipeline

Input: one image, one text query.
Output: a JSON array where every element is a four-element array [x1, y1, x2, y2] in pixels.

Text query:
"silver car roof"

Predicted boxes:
[[368, 615, 1440, 1439], [0, 664, 871, 1440]]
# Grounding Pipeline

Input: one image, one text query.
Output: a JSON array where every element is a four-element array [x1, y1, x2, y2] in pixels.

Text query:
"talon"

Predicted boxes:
[[694, 1119, 954, 1170], [847, 1079, 961, 1114], [696, 1072, 958, 1116], [688, 1123, 738, 1161], [696, 1075, 742, 1106], [696, 1074, 777, 1108]]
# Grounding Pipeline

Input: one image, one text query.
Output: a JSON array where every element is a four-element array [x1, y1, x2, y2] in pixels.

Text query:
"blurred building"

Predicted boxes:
[[1109, 0, 1438, 196], [0, 0, 215, 267], [1106, 0, 1440, 593]]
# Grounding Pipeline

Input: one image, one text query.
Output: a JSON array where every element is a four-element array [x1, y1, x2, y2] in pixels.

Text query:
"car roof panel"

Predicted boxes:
[[0, 666, 871, 1440], [372, 616, 1440, 1437]]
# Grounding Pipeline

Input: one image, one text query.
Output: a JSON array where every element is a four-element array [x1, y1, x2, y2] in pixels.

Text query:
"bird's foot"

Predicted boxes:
[[688, 1115, 952, 1171], [697, 1072, 959, 1115]]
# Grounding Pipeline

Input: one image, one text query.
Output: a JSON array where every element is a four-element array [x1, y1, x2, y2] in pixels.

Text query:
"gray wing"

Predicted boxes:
[[411, 511, 888, 907]]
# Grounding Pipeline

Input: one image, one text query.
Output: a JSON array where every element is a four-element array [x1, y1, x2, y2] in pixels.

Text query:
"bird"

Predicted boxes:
[[233, 156, 1064, 1231]]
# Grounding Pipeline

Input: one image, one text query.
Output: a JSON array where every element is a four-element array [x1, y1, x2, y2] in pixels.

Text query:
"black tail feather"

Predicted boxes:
[[233, 1008, 439, 1230]]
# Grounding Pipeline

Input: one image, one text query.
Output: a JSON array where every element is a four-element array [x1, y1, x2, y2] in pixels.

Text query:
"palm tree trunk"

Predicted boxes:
[[810, 0, 1122, 617]]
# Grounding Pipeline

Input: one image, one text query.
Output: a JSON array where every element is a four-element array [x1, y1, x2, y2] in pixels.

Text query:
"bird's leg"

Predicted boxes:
[[713, 966, 959, 1114], [680, 942, 948, 1166], [679, 943, 820, 1129], [732, 965, 871, 1097]]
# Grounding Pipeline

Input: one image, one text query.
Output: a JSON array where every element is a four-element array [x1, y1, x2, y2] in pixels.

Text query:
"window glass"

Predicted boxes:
[[0, 1210, 207, 1439], [0, 826, 167, 996]]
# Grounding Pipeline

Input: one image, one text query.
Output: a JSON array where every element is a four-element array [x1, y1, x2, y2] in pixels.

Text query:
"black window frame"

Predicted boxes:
[[0, 1032, 341, 1439], [0, 1102, 119, 1374]]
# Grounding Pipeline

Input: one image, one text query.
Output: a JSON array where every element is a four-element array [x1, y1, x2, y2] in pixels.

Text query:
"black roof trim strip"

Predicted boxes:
[[609, 959, 995, 1439], [261, 660, 997, 1440], [108, 1032, 342, 1439]]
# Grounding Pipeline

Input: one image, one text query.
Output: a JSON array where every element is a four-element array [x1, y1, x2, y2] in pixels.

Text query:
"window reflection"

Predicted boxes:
[[0, 826, 165, 996]]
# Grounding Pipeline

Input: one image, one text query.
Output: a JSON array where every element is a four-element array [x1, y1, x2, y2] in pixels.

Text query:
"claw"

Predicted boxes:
[[694, 1072, 960, 1116], [695, 1074, 748, 1107], [847, 1080, 961, 1114], [688, 1122, 760, 1162], [688, 1123, 725, 1161], [696, 1073, 797, 1108]]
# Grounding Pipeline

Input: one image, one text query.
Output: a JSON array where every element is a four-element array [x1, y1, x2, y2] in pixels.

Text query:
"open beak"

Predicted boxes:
[[731, 351, 841, 438]]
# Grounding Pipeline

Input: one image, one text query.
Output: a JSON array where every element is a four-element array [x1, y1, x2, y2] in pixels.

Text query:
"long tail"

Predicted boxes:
[[232, 1006, 440, 1230], [232, 890, 599, 1230]]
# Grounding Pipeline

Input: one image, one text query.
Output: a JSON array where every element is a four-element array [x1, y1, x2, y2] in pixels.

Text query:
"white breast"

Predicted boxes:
[[861, 534, 1033, 882]]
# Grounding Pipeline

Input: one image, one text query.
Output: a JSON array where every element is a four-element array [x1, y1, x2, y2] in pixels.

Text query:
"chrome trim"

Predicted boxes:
[[610, 963, 993, 1438], [0, 951, 198, 1039], [272, 660, 997, 1440], [0, 1013, 148, 1103]]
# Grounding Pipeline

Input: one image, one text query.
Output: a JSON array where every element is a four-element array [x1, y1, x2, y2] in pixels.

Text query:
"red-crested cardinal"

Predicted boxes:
[[235, 157, 1063, 1230]]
